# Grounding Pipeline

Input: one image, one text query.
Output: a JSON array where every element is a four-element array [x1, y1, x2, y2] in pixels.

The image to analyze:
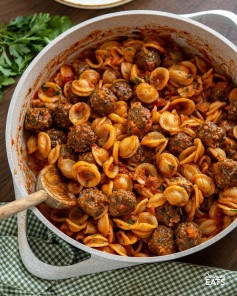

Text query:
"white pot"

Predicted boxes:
[[6, 10, 237, 280]]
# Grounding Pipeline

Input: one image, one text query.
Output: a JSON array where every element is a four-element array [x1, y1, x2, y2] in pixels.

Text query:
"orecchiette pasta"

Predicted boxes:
[[26, 33, 237, 258]]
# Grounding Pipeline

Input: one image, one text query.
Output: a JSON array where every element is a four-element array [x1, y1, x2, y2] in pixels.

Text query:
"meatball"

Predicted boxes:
[[148, 225, 176, 256], [220, 121, 235, 139], [60, 144, 77, 161], [129, 144, 154, 164], [54, 103, 72, 129], [78, 188, 108, 218], [111, 80, 133, 101], [45, 128, 67, 148], [175, 222, 202, 251], [196, 122, 226, 148], [213, 159, 237, 189], [78, 152, 96, 165], [200, 196, 215, 212], [90, 87, 117, 116], [162, 46, 183, 68], [67, 124, 97, 153], [224, 140, 237, 161], [73, 60, 89, 76], [156, 202, 180, 227], [136, 47, 161, 71], [127, 102, 152, 138], [210, 82, 230, 102], [109, 189, 136, 217], [228, 99, 237, 122], [25, 107, 53, 132], [168, 132, 193, 155]]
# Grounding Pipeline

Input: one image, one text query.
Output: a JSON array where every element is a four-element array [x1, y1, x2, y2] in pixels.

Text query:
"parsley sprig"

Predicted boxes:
[[0, 13, 73, 100]]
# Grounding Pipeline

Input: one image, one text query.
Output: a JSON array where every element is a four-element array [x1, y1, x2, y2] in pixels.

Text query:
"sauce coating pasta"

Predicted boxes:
[[26, 33, 237, 257]]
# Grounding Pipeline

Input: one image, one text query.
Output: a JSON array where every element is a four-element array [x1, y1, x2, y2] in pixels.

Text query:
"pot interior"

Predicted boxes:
[[6, 11, 237, 261]]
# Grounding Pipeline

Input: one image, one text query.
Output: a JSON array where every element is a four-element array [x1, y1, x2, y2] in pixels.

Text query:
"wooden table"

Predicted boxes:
[[0, 0, 237, 271]]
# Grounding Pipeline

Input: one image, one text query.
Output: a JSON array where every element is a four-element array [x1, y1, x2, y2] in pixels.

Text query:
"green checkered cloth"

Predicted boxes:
[[0, 207, 236, 296]]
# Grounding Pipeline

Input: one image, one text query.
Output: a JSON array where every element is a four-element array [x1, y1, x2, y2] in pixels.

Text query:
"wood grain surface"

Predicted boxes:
[[0, 0, 236, 270]]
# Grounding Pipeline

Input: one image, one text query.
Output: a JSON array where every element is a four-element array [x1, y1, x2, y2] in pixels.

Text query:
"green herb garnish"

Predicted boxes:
[[230, 209, 237, 212], [144, 75, 148, 82], [188, 74, 192, 78], [148, 57, 153, 62], [0, 13, 72, 101], [232, 125, 236, 129], [126, 47, 131, 52], [91, 234, 97, 237], [168, 164, 175, 171], [41, 84, 50, 92], [127, 219, 137, 225], [91, 89, 95, 93], [53, 89, 61, 96], [135, 76, 143, 84]]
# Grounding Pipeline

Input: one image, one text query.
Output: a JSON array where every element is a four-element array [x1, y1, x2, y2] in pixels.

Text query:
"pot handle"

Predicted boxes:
[[17, 210, 137, 280], [180, 9, 237, 29]]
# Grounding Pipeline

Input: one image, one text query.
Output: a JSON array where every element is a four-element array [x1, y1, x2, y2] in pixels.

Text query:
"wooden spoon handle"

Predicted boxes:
[[0, 190, 48, 220]]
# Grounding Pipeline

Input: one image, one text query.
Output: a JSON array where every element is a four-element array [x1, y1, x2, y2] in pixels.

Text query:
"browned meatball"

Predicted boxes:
[[136, 48, 161, 71], [45, 128, 67, 148], [90, 87, 117, 116], [156, 202, 180, 227], [220, 121, 235, 139], [148, 225, 176, 256], [109, 189, 136, 217], [213, 159, 237, 189], [59, 144, 77, 161], [224, 140, 237, 161], [78, 188, 108, 218], [228, 99, 237, 122], [175, 222, 202, 251], [196, 122, 226, 148], [25, 107, 53, 132], [67, 124, 97, 153], [78, 152, 96, 165], [168, 132, 193, 155], [127, 103, 152, 138], [54, 103, 72, 129], [111, 80, 133, 101], [129, 144, 154, 164], [200, 196, 215, 212], [162, 46, 183, 68], [73, 60, 89, 76], [210, 82, 230, 102]]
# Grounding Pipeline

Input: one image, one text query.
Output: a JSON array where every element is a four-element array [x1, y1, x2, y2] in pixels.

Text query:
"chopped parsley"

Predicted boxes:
[[148, 57, 153, 62], [175, 65, 180, 68], [144, 75, 148, 82], [160, 185, 165, 191], [127, 126, 131, 134], [168, 164, 175, 171], [182, 88, 189, 92], [188, 73, 192, 78], [126, 47, 131, 52], [41, 84, 50, 92], [127, 219, 137, 225], [91, 89, 95, 93], [230, 209, 237, 212], [135, 76, 143, 84], [232, 125, 236, 129], [53, 89, 61, 96], [91, 234, 97, 237], [86, 180, 89, 185]]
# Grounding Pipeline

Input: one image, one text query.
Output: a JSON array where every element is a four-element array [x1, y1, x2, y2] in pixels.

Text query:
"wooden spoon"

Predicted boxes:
[[0, 165, 77, 220]]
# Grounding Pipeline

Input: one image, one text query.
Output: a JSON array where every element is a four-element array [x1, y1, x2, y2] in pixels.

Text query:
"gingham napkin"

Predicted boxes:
[[0, 206, 236, 296]]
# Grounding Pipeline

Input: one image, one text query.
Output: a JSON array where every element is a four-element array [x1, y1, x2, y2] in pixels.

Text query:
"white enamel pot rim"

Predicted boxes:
[[5, 10, 237, 278]]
